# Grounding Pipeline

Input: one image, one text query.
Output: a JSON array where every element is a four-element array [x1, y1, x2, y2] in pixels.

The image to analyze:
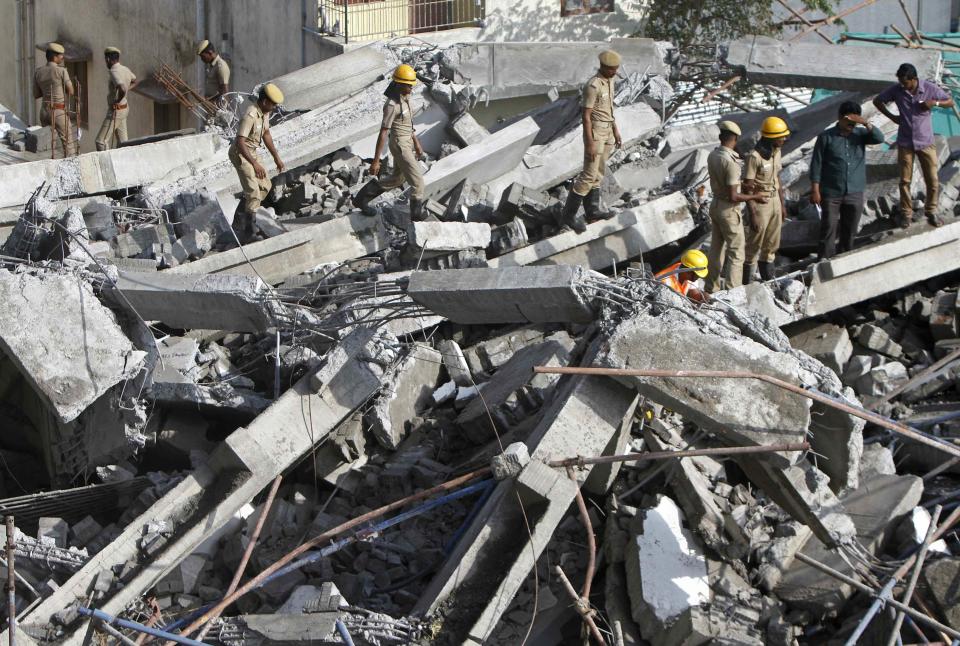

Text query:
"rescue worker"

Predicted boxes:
[[353, 64, 426, 220], [656, 249, 710, 303], [229, 83, 286, 243], [197, 40, 230, 104], [704, 121, 769, 294], [742, 116, 789, 284], [561, 50, 623, 233], [33, 42, 76, 158], [95, 47, 137, 151]]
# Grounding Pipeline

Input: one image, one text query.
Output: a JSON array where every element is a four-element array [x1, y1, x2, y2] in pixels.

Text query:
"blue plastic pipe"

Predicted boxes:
[[78, 606, 210, 646]]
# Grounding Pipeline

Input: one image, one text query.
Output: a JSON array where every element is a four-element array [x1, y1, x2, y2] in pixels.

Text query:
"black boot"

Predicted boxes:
[[352, 179, 386, 216], [561, 191, 587, 234], [584, 188, 614, 222], [758, 261, 775, 281], [742, 264, 756, 285], [232, 203, 255, 245], [409, 197, 425, 222]]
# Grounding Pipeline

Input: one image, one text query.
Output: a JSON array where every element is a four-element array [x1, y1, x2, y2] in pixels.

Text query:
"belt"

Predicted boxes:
[[112, 104, 128, 111], [47, 103, 66, 110]]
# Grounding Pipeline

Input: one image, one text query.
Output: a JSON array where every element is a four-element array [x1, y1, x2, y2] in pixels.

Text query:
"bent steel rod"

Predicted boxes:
[[533, 366, 960, 459]]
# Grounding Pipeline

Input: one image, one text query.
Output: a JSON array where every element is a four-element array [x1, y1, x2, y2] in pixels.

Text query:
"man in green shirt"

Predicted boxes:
[[809, 100, 885, 259]]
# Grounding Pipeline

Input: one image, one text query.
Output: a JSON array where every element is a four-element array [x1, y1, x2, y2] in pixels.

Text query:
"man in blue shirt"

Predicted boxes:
[[873, 63, 953, 228], [810, 101, 885, 259]]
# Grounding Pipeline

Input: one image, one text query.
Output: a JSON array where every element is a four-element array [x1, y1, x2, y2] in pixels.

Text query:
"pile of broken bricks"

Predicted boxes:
[[0, 35, 958, 646]]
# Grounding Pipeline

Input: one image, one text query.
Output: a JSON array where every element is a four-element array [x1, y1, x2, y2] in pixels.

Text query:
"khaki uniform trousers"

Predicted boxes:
[[705, 200, 745, 293], [898, 144, 939, 216], [39, 105, 76, 158], [745, 195, 782, 264], [572, 122, 615, 196], [95, 110, 129, 151], [229, 147, 272, 239], [380, 136, 425, 200]]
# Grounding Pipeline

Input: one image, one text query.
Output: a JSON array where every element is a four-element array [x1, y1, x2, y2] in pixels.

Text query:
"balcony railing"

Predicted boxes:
[[319, 0, 484, 43]]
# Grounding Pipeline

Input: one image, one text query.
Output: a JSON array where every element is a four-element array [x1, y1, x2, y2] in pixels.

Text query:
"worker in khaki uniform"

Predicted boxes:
[[353, 64, 426, 221], [742, 116, 789, 284], [197, 40, 230, 104], [229, 83, 286, 243], [33, 42, 76, 158], [95, 48, 137, 151], [561, 50, 623, 233], [656, 249, 710, 303], [704, 121, 769, 294]]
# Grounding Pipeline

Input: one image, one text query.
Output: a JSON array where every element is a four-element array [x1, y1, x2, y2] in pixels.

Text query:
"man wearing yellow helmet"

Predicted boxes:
[[656, 249, 710, 302], [353, 64, 426, 220], [742, 115, 788, 283], [228, 82, 286, 243]]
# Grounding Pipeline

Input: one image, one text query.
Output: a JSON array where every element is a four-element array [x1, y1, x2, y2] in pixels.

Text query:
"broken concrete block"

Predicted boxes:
[[626, 496, 710, 644], [899, 507, 951, 556], [407, 221, 492, 252], [462, 327, 549, 374], [614, 156, 669, 192], [489, 218, 529, 256], [920, 558, 960, 629], [789, 323, 852, 376], [366, 345, 443, 450], [447, 112, 490, 147], [857, 324, 903, 358], [437, 339, 473, 387], [776, 474, 922, 616], [855, 361, 908, 397], [0, 269, 145, 423], [859, 443, 896, 480], [930, 290, 958, 340], [38, 518, 69, 548], [69, 516, 104, 548], [491, 442, 530, 480], [407, 265, 596, 324], [82, 202, 118, 241]]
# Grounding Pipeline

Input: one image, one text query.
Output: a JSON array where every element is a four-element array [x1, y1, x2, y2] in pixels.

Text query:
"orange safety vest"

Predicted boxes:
[[655, 262, 691, 297]]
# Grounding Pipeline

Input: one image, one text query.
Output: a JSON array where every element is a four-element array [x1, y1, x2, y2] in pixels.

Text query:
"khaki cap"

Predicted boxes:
[[262, 82, 284, 104], [599, 50, 621, 67], [47, 42, 65, 54], [104, 47, 121, 55], [717, 120, 742, 136], [197, 39, 211, 55]]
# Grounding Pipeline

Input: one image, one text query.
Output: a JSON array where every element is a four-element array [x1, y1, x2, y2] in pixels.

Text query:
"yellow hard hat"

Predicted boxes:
[[262, 83, 284, 104], [599, 50, 621, 67], [104, 47, 121, 56], [48, 42, 65, 54], [761, 116, 790, 139], [197, 39, 211, 55], [392, 64, 417, 85], [717, 120, 741, 136], [681, 249, 709, 278]]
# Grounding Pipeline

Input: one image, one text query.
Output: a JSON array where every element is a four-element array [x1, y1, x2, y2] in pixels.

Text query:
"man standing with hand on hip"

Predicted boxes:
[[874, 63, 953, 227], [560, 50, 623, 233]]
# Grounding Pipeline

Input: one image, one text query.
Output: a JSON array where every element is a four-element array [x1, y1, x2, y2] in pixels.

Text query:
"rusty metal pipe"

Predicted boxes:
[[533, 366, 960, 459]]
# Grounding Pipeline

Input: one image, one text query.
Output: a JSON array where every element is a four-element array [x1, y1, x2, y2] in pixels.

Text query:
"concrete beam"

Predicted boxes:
[[0, 270, 145, 423], [106, 271, 283, 332], [422, 117, 539, 200], [15, 328, 393, 645], [271, 45, 391, 112], [489, 192, 694, 270], [724, 35, 942, 93], [406, 265, 597, 324], [486, 102, 661, 197], [166, 213, 388, 285], [447, 39, 669, 100]]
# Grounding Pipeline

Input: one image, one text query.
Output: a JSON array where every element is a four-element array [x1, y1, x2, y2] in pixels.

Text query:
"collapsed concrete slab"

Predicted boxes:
[[406, 265, 597, 324], [724, 36, 942, 92], [407, 221, 492, 252], [167, 214, 389, 285], [14, 328, 397, 645], [486, 103, 662, 196], [422, 117, 539, 200], [443, 39, 669, 100], [489, 192, 694, 270], [106, 271, 284, 332], [366, 344, 443, 450], [0, 269, 145, 423], [271, 46, 392, 112]]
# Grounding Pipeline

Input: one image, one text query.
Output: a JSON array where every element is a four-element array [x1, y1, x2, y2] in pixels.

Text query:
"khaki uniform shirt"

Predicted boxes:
[[34, 62, 73, 107], [744, 147, 782, 195], [205, 55, 230, 96], [582, 74, 615, 124], [708, 146, 741, 204], [107, 63, 136, 108], [235, 100, 269, 153], [382, 96, 414, 141]]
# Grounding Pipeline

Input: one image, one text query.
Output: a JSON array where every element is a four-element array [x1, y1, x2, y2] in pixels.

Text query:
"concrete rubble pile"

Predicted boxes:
[[0, 35, 958, 646]]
